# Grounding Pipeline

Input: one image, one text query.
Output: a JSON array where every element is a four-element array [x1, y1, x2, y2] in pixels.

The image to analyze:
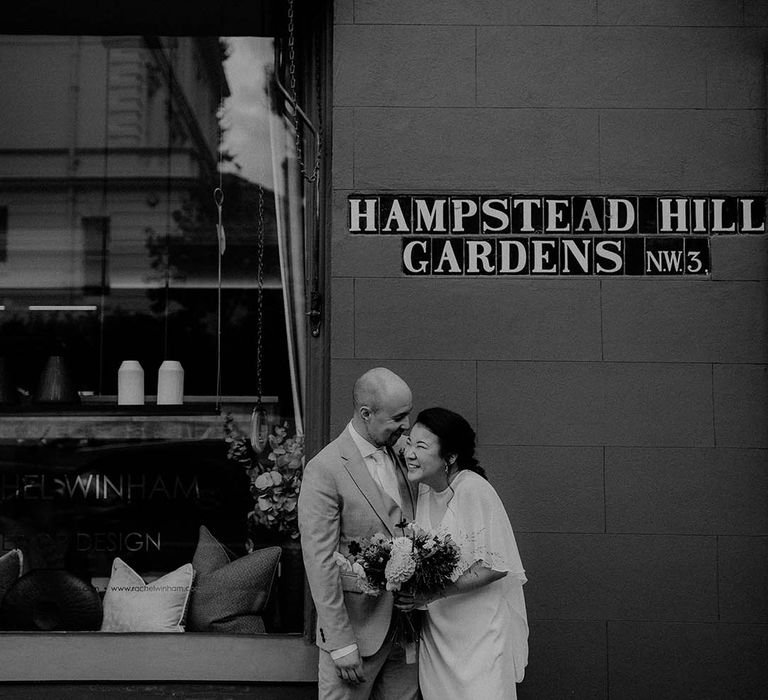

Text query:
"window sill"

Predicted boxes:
[[0, 632, 318, 682], [0, 398, 278, 440]]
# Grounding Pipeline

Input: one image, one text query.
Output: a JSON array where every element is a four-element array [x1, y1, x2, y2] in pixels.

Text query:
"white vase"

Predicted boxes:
[[157, 360, 184, 405], [117, 361, 144, 405]]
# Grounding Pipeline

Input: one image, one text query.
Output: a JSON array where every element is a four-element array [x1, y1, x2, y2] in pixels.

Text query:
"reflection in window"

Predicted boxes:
[[0, 34, 310, 635], [0, 35, 289, 400]]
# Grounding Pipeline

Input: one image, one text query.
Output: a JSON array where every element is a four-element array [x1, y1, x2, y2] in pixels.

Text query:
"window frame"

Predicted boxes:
[[0, 0, 332, 681]]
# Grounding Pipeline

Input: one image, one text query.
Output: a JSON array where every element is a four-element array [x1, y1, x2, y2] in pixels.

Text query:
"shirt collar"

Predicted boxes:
[[347, 421, 381, 460]]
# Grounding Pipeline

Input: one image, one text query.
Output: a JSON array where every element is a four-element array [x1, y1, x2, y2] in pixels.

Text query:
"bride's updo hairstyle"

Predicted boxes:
[[414, 407, 487, 480]]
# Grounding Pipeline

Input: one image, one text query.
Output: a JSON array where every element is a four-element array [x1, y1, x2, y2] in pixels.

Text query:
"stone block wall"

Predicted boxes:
[[329, 2, 768, 696]]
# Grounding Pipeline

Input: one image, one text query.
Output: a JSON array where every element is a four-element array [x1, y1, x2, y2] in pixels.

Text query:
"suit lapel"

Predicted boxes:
[[338, 430, 394, 536]]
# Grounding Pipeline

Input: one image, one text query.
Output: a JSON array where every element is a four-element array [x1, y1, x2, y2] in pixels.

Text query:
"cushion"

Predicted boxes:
[[100, 558, 193, 632], [0, 549, 23, 605], [0, 568, 102, 631], [187, 525, 281, 633]]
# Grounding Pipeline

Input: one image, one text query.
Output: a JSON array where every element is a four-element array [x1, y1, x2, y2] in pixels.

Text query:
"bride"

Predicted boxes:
[[395, 407, 528, 699]]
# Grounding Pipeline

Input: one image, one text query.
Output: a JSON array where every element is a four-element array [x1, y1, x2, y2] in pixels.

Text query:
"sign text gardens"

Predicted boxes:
[[347, 195, 765, 276]]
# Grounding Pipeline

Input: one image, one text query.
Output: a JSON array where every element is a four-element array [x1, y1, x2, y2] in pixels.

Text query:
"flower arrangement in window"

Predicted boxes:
[[224, 414, 304, 545]]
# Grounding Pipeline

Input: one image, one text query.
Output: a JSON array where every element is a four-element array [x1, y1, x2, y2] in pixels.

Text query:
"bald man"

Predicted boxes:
[[298, 367, 419, 700]]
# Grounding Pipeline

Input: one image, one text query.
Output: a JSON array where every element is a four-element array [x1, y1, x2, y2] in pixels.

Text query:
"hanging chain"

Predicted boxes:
[[214, 89, 226, 410], [287, 0, 323, 182], [255, 184, 265, 406], [249, 185, 267, 453]]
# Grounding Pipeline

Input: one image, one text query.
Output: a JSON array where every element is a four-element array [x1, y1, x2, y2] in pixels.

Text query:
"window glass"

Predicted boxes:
[[0, 35, 305, 634], [0, 36, 289, 400]]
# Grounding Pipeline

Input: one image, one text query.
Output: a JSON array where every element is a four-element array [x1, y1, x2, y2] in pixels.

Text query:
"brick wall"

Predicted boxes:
[[329, 1, 768, 697]]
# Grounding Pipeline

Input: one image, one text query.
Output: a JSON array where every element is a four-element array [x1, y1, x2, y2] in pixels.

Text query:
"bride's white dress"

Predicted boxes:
[[416, 470, 528, 699]]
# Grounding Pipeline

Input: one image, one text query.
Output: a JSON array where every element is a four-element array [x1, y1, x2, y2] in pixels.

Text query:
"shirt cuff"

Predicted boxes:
[[330, 643, 358, 660]]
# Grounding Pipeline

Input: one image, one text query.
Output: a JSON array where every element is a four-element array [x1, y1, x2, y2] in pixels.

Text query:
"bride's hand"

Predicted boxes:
[[393, 590, 431, 611], [393, 590, 413, 611]]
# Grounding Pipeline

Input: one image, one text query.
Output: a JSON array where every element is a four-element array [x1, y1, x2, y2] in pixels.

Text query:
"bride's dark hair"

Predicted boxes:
[[414, 407, 487, 480]]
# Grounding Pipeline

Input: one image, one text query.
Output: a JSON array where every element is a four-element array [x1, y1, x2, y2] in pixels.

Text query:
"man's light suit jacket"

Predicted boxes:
[[298, 428, 417, 657]]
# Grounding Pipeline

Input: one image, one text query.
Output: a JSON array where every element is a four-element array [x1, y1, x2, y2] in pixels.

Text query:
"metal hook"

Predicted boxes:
[[214, 187, 224, 208]]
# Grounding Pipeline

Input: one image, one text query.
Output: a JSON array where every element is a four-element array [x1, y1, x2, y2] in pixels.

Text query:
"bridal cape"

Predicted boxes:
[[416, 470, 528, 699]]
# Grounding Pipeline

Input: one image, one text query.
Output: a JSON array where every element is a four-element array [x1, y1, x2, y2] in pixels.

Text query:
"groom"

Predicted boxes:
[[298, 367, 419, 699]]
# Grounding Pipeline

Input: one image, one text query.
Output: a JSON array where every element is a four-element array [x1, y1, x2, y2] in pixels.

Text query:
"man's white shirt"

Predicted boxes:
[[347, 421, 402, 509]]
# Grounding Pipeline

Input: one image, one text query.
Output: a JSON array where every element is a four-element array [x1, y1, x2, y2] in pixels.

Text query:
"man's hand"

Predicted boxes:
[[334, 648, 366, 684]]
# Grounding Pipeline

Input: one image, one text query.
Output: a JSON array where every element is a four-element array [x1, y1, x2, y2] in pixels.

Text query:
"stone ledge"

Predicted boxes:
[[0, 633, 318, 682]]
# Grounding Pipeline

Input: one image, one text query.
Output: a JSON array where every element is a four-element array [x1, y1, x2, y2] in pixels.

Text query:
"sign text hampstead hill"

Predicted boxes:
[[347, 195, 766, 276]]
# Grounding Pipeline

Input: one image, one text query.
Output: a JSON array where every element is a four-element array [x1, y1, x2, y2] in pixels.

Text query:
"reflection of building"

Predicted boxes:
[[0, 36, 285, 397], [0, 36, 224, 288]]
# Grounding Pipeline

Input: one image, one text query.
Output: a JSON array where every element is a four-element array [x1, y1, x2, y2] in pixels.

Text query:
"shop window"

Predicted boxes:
[[0, 27, 320, 638]]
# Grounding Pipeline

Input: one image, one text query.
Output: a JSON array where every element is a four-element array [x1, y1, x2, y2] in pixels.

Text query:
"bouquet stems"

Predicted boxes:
[[392, 594, 420, 664]]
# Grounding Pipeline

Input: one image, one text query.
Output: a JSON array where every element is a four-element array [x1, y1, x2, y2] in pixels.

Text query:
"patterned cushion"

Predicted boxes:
[[0, 568, 102, 631], [187, 525, 281, 633], [0, 549, 23, 606], [100, 558, 193, 632]]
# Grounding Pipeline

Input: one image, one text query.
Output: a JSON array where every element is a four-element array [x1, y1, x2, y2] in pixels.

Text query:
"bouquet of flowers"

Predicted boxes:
[[224, 414, 304, 545], [335, 520, 461, 597], [334, 520, 462, 662]]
